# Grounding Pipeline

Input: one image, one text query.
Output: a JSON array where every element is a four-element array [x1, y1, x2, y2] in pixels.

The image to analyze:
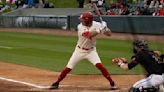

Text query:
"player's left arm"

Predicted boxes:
[[112, 58, 129, 70]]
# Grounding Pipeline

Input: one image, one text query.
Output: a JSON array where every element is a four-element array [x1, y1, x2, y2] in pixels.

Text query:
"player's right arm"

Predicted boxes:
[[78, 23, 99, 39]]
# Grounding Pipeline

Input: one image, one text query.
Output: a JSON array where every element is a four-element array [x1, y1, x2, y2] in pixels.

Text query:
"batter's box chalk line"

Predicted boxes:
[[0, 77, 49, 89], [0, 76, 129, 91]]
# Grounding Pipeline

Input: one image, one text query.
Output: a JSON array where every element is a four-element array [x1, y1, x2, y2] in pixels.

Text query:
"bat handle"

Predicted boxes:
[[99, 16, 103, 23]]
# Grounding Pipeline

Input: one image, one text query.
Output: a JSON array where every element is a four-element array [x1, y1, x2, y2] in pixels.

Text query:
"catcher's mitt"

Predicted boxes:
[[112, 57, 128, 64], [153, 51, 161, 57]]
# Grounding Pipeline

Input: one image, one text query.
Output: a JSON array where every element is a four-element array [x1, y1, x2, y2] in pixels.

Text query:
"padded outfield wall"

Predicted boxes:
[[68, 16, 164, 35]]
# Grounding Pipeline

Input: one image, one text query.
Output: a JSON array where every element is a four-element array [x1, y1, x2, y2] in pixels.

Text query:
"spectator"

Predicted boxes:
[[33, 0, 39, 8], [107, 9, 116, 16], [118, 3, 124, 15], [149, 0, 160, 9], [97, 0, 105, 8], [120, 4, 130, 15], [77, 0, 85, 8], [28, 0, 33, 8], [156, 5, 164, 16], [6, 0, 17, 6], [118, 3, 130, 15], [141, 4, 152, 15], [146, 0, 152, 5], [0, 4, 4, 10], [134, 8, 142, 15], [38, 0, 45, 8], [161, 0, 164, 4], [15, 0, 25, 8], [44, 2, 54, 8]]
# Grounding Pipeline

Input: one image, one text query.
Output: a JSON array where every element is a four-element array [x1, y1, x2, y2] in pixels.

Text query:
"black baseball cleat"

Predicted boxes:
[[110, 82, 119, 90], [49, 82, 59, 89]]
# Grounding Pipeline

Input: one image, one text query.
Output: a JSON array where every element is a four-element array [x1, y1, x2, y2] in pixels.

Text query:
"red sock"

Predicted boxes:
[[95, 63, 114, 85], [56, 67, 72, 83]]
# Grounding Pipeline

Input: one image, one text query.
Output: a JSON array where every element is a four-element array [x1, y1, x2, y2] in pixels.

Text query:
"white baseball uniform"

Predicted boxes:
[[133, 74, 164, 88], [66, 21, 105, 69]]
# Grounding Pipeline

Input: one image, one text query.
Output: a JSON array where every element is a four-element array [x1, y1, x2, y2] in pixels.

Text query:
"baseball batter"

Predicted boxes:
[[49, 12, 117, 89], [112, 40, 164, 92]]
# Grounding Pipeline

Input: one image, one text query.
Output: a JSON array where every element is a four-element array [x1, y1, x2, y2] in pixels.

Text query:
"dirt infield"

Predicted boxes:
[[0, 62, 145, 92], [0, 28, 163, 92]]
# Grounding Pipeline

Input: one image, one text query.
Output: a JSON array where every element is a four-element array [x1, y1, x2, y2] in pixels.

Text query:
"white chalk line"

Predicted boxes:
[[0, 46, 13, 49], [0, 77, 49, 89], [0, 76, 129, 91]]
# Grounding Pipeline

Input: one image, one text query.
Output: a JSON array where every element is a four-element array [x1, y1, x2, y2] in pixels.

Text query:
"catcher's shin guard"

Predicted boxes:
[[129, 87, 140, 92], [129, 87, 158, 92]]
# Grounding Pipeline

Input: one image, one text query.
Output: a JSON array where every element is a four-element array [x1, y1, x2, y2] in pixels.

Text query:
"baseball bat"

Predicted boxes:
[[92, 3, 103, 23]]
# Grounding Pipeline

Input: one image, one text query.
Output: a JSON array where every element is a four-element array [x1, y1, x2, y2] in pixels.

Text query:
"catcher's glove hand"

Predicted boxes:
[[112, 57, 128, 65], [153, 51, 161, 57]]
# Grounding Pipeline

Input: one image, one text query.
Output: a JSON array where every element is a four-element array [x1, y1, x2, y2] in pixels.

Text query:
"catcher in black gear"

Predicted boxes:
[[112, 40, 164, 92]]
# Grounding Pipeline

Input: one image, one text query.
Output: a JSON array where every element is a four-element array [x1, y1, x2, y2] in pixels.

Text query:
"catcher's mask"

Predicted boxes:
[[133, 40, 149, 53], [80, 12, 93, 26]]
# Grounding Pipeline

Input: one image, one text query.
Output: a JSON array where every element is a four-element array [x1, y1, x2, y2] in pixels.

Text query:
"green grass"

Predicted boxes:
[[0, 32, 163, 74]]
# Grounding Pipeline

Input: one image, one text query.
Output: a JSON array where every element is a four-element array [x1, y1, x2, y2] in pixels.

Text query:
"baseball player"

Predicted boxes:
[[49, 12, 117, 89], [112, 40, 164, 92]]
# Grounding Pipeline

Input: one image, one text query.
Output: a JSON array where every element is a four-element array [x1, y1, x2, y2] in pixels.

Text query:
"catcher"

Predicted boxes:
[[112, 40, 164, 92]]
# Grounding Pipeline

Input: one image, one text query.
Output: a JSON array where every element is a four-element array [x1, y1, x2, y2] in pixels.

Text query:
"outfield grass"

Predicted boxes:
[[0, 32, 163, 74]]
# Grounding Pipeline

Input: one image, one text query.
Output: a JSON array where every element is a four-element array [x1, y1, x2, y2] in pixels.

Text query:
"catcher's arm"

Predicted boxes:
[[112, 57, 129, 70]]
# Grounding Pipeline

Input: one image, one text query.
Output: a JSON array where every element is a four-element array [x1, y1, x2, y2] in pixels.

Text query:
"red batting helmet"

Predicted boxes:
[[80, 12, 93, 26]]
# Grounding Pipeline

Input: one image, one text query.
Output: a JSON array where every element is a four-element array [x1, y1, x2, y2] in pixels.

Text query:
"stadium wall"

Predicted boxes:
[[0, 8, 164, 35], [68, 16, 164, 35]]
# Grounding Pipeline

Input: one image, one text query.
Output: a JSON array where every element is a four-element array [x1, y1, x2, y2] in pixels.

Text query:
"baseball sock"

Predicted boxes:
[[55, 67, 72, 83], [95, 63, 115, 86]]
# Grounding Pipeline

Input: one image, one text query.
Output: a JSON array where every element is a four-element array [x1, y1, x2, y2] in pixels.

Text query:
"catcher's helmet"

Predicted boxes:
[[80, 12, 93, 26], [133, 40, 149, 50]]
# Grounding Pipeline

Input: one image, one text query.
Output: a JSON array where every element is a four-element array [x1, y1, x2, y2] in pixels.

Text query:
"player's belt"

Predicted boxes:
[[77, 45, 93, 51]]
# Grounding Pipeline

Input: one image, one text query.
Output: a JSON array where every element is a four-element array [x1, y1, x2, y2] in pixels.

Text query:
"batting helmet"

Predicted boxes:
[[133, 40, 149, 50], [80, 12, 93, 26]]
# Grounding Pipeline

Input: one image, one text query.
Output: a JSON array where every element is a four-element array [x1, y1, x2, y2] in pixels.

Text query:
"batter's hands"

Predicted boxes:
[[100, 21, 111, 36], [100, 21, 107, 31], [103, 27, 111, 36]]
